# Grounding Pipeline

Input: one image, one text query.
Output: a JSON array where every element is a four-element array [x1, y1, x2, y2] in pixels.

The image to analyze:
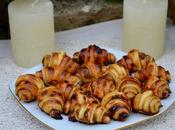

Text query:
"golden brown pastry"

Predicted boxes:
[[81, 75, 116, 100], [75, 62, 103, 82], [133, 90, 162, 115], [143, 76, 171, 99], [14, 45, 172, 124], [35, 66, 69, 86], [37, 86, 65, 119], [69, 103, 110, 124], [64, 89, 99, 114], [134, 61, 171, 83], [101, 90, 131, 121], [158, 66, 171, 82], [15, 74, 45, 102], [117, 76, 142, 99], [56, 81, 77, 101], [103, 64, 129, 86], [117, 49, 154, 73], [42, 51, 79, 74], [73, 45, 116, 65], [35, 66, 80, 86]]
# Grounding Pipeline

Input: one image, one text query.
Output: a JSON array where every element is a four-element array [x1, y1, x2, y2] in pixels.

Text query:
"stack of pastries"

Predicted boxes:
[[15, 45, 172, 124]]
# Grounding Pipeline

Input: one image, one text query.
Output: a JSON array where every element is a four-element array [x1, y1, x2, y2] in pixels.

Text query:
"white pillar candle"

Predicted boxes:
[[8, 0, 55, 67], [123, 0, 168, 59]]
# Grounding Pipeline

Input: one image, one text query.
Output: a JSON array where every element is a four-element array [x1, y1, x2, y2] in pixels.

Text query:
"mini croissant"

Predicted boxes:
[[15, 74, 45, 102], [103, 64, 129, 86], [73, 45, 116, 65], [64, 89, 99, 114], [117, 49, 154, 73], [35, 66, 80, 86], [69, 103, 110, 124], [75, 62, 103, 82], [134, 61, 171, 83], [81, 75, 116, 100], [37, 86, 65, 119], [42, 51, 79, 74], [101, 90, 131, 121], [56, 81, 77, 101], [133, 90, 162, 115], [14, 45, 172, 124], [143, 76, 171, 99], [117, 76, 142, 99]]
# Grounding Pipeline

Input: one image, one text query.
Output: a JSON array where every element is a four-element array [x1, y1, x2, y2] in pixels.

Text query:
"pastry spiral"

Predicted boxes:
[[143, 76, 171, 99], [64, 89, 99, 114], [133, 90, 162, 115], [103, 64, 129, 86], [75, 62, 103, 82], [117, 49, 154, 73], [15, 74, 45, 102], [14, 45, 172, 124], [69, 103, 110, 124], [73, 45, 116, 65], [42, 51, 79, 74], [81, 75, 116, 100], [56, 81, 77, 101], [37, 86, 65, 119], [134, 61, 171, 83], [35, 66, 80, 86], [101, 90, 131, 121], [117, 76, 142, 99]]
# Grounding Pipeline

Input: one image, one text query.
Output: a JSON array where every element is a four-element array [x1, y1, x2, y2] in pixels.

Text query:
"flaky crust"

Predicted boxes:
[[64, 89, 100, 114], [101, 90, 131, 121], [15, 74, 45, 102], [143, 76, 171, 99], [103, 64, 129, 86], [117, 76, 142, 99], [117, 49, 154, 73], [37, 86, 65, 119], [42, 51, 79, 74], [81, 75, 116, 100], [134, 61, 171, 82], [73, 45, 116, 65], [133, 91, 162, 115], [69, 103, 110, 124], [56, 82, 76, 101], [35, 66, 80, 86], [15, 45, 172, 124], [75, 62, 103, 82]]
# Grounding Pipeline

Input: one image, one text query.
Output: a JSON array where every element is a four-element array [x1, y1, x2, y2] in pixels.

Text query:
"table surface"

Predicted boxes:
[[0, 19, 175, 130]]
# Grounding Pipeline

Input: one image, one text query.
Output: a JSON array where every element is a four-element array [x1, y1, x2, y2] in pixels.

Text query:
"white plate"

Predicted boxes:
[[9, 47, 175, 130]]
